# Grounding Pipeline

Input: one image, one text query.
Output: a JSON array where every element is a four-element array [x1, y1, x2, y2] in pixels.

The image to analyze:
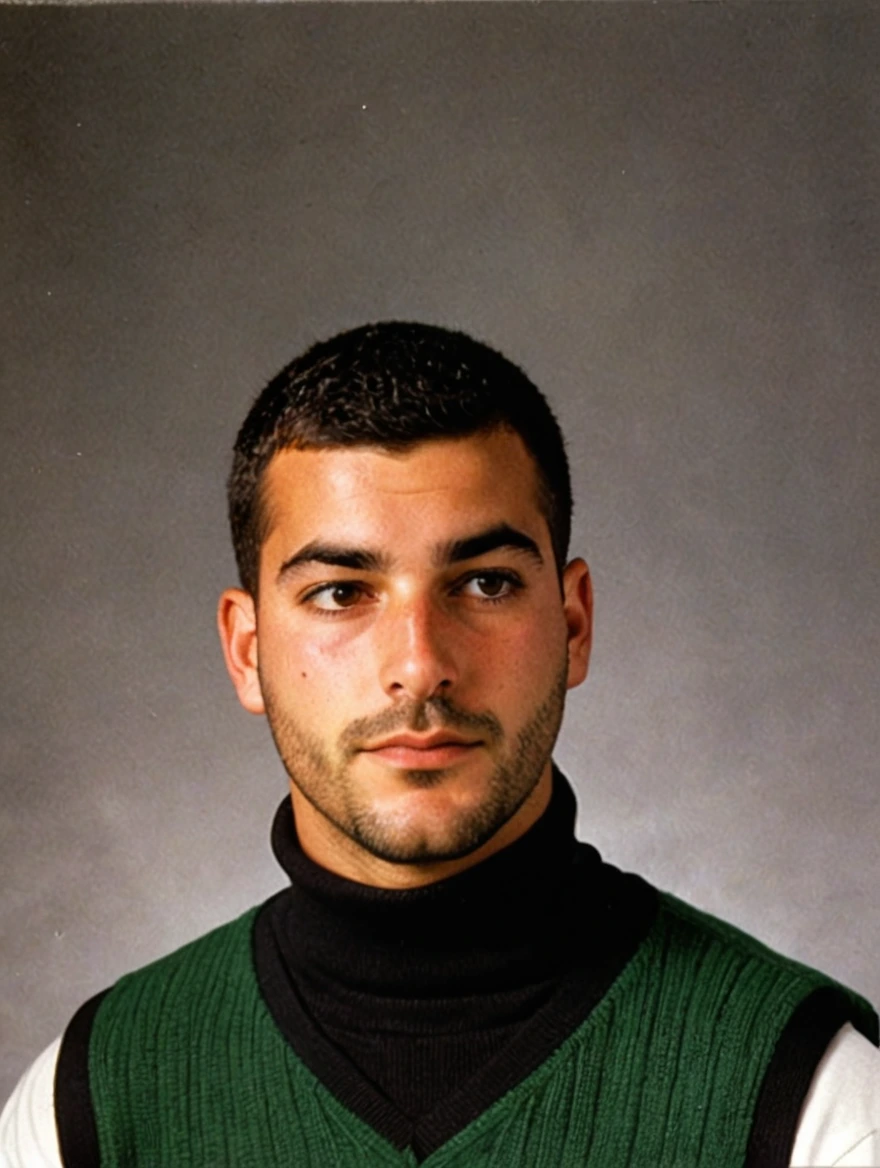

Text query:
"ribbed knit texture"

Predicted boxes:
[[86, 888, 877, 1166]]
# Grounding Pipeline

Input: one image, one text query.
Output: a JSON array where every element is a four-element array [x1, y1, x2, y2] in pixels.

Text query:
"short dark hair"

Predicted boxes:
[[228, 321, 572, 595]]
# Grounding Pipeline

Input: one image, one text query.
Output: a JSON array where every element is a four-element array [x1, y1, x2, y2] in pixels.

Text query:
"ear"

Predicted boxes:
[[217, 588, 265, 715], [561, 558, 592, 690]]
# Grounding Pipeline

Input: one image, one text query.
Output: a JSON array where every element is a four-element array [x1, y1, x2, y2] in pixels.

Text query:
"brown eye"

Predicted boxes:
[[475, 575, 506, 597], [330, 584, 361, 606], [308, 582, 365, 611], [457, 572, 520, 601]]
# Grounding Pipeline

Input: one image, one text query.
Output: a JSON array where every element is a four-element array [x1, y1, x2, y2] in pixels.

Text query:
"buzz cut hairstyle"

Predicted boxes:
[[227, 321, 572, 596]]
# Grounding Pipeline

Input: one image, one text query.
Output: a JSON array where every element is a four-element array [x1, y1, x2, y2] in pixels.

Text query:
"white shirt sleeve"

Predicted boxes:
[[0, 1038, 63, 1168], [2, 1025, 880, 1167], [792, 1023, 880, 1167]]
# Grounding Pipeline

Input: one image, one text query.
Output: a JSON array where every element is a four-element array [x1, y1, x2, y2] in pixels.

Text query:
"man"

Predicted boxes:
[[2, 321, 879, 1166]]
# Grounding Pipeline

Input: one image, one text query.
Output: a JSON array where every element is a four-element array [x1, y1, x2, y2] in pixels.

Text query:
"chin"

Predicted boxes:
[[347, 782, 515, 866]]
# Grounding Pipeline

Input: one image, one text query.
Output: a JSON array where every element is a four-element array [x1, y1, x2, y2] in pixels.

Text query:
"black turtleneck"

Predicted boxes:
[[252, 768, 657, 1159]]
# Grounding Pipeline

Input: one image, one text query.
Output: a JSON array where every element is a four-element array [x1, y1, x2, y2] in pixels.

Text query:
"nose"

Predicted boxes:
[[376, 594, 459, 702]]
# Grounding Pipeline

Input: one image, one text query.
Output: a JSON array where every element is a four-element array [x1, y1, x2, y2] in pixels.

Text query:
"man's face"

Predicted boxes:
[[219, 428, 591, 886]]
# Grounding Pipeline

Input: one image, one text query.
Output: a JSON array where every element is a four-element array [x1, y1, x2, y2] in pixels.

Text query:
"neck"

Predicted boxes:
[[269, 765, 592, 996], [289, 761, 555, 889]]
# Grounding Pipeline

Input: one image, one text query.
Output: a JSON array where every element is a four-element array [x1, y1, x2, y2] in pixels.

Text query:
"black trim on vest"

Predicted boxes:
[[745, 985, 874, 1168], [55, 988, 110, 1168], [252, 865, 658, 1159]]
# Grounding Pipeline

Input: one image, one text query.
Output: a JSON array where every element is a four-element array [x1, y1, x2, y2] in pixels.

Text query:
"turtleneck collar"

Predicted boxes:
[[269, 766, 604, 997], [255, 766, 657, 1152]]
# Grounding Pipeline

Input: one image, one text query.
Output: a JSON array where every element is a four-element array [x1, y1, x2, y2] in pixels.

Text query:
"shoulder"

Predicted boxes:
[[652, 890, 878, 1074], [0, 1038, 63, 1168], [111, 905, 261, 990], [659, 889, 833, 971], [659, 891, 876, 1028], [0, 909, 268, 1168], [651, 891, 879, 1166], [794, 1023, 880, 1167], [53, 905, 266, 1167], [77, 905, 266, 1069]]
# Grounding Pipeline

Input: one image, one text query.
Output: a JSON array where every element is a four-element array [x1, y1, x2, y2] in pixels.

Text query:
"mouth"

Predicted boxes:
[[362, 734, 483, 769]]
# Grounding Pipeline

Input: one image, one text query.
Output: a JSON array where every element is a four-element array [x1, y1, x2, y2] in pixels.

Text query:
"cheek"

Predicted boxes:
[[266, 623, 373, 704], [299, 625, 369, 669], [524, 614, 569, 677], [474, 617, 565, 696]]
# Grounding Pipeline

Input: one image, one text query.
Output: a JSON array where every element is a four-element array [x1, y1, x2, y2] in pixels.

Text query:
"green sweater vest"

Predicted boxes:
[[84, 892, 876, 1167]]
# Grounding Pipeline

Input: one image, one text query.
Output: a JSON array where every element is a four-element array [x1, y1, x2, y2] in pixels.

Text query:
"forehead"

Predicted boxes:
[[259, 430, 547, 553]]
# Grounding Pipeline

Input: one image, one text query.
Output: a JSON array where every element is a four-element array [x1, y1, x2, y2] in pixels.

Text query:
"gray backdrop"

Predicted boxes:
[[2, 3, 879, 1098]]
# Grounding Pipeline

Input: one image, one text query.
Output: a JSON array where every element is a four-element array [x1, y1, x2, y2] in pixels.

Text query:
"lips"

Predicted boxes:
[[363, 732, 482, 768], [367, 732, 479, 751]]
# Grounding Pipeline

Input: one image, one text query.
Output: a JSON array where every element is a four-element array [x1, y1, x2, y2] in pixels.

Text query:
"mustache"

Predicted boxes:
[[339, 695, 503, 757]]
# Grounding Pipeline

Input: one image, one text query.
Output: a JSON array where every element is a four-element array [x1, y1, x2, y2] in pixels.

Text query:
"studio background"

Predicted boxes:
[[2, 3, 879, 1098]]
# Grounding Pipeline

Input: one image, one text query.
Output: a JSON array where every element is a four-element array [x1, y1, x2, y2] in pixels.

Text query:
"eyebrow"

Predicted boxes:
[[437, 523, 544, 568], [277, 522, 543, 583]]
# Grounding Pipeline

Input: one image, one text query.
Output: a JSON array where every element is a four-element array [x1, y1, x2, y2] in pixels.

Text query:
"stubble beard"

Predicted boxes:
[[260, 662, 570, 866]]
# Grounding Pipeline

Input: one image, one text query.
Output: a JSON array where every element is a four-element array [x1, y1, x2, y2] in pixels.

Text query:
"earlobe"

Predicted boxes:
[[217, 588, 265, 715], [562, 559, 592, 690]]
